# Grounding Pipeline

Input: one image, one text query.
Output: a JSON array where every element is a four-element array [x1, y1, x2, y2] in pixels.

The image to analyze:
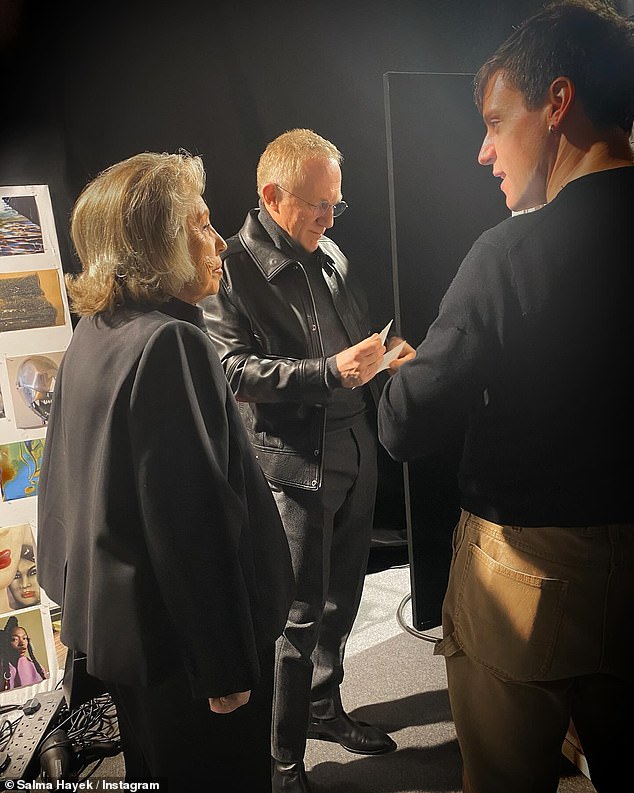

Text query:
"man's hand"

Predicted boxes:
[[336, 333, 385, 388], [208, 690, 251, 714], [387, 336, 416, 374]]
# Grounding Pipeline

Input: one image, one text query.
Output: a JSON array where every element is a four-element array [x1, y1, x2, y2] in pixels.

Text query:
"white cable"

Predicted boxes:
[[396, 592, 441, 644]]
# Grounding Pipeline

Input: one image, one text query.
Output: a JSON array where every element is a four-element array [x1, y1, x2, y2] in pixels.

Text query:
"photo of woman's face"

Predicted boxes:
[[9, 552, 40, 607], [9, 626, 29, 657], [0, 525, 25, 591]]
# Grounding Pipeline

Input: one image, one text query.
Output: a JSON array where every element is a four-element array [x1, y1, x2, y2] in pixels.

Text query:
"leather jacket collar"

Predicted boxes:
[[238, 209, 297, 280], [238, 208, 336, 281]]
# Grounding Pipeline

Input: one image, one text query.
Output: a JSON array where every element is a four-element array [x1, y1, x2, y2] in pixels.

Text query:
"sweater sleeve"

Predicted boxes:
[[378, 238, 516, 461]]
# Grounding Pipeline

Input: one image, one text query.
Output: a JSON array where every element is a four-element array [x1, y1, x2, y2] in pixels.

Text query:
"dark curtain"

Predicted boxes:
[[2, 0, 543, 313], [0, 0, 545, 561]]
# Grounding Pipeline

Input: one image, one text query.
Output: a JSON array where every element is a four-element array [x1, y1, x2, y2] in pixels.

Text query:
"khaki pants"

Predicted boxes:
[[435, 510, 633, 793]]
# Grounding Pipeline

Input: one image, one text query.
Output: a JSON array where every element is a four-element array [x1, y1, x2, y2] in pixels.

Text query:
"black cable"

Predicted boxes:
[[68, 695, 119, 742], [37, 693, 121, 780], [78, 757, 104, 781], [0, 715, 19, 752], [66, 695, 120, 779], [40, 703, 70, 746]]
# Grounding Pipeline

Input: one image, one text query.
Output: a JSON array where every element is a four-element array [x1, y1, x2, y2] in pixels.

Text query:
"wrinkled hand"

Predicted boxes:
[[336, 333, 385, 388], [387, 337, 416, 374], [208, 690, 251, 714]]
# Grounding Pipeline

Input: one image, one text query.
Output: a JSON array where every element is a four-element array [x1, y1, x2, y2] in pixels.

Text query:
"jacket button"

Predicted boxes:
[[311, 480, 317, 486], [311, 324, 317, 332], [313, 449, 319, 456]]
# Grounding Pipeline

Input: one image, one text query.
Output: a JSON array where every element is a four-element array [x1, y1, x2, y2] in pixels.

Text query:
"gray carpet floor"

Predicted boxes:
[[303, 563, 596, 793]]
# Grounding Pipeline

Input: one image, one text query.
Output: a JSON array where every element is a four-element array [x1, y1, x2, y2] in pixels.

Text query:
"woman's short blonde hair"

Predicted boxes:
[[67, 151, 205, 317], [256, 128, 342, 197]]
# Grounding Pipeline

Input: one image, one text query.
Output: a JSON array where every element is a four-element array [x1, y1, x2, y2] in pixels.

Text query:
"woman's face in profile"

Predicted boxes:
[[179, 196, 227, 304], [9, 555, 40, 607]]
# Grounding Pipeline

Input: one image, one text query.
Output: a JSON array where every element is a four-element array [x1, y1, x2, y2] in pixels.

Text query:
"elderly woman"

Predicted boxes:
[[37, 151, 293, 791]]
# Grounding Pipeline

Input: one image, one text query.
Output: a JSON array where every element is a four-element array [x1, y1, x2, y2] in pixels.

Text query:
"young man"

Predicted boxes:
[[378, 2, 634, 791]]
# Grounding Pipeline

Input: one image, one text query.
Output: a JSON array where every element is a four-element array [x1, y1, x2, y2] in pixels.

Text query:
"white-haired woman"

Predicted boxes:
[[38, 151, 293, 791]]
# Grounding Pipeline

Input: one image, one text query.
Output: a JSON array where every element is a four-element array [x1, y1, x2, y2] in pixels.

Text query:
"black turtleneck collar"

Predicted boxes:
[[160, 296, 206, 329], [258, 202, 321, 269]]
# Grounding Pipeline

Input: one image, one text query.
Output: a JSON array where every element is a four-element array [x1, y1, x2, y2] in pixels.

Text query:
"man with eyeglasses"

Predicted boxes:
[[202, 128, 414, 793]]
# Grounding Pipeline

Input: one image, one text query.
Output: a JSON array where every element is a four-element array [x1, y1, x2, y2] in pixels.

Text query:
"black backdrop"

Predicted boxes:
[[2, 0, 546, 286], [1, 0, 550, 625], [385, 71, 508, 628]]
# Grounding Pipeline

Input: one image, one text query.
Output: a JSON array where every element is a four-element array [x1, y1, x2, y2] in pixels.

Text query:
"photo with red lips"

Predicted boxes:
[[0, 523, 28, 613], [8, 544, 41, 609]]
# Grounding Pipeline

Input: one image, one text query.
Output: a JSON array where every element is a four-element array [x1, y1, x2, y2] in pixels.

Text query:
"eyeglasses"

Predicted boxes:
[[276, 185, 348, 218]]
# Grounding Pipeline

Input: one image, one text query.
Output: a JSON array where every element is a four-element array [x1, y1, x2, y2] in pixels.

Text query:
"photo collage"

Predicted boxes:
[[0, 185, 73, 706]]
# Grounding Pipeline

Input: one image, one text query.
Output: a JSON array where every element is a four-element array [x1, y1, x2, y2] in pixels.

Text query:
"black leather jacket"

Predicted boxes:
[[201, 209, 380, 490]]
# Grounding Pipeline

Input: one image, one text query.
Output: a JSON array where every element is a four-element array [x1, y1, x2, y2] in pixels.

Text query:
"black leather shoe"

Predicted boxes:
[[307, 712, 396, 755], [272, 761, 312, 793]]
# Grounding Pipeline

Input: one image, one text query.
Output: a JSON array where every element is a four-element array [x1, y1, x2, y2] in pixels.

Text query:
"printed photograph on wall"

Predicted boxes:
[[0, 195, 44, 257], [0, 438, 45, 502], [5, 351, 63, 429], [0, 184, 69, 703], [0, 269, 66, 333], [0, 606, 55, 699], [8, 525, 40, 611], [0, 523, 36, 613]]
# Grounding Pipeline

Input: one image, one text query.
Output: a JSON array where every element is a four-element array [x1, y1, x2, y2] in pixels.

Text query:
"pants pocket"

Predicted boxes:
[[453, 542, 568, 681]]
